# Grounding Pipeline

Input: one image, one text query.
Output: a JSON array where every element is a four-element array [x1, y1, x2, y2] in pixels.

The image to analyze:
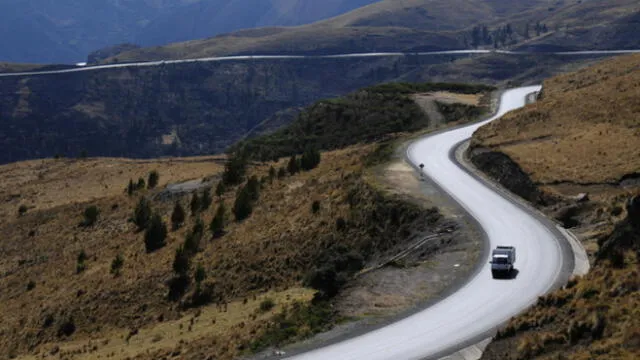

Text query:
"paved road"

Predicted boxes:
[[282, 86, 571, 360], [1, 49, 639, 77]]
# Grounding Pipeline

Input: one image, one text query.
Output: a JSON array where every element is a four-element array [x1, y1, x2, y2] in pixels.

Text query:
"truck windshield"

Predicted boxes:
[[493, 257, 508, 264]]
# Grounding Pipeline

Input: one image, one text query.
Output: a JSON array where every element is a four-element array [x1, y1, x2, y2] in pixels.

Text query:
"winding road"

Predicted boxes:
[[281, 86, 573, 360], [1, 49, 639, 77]]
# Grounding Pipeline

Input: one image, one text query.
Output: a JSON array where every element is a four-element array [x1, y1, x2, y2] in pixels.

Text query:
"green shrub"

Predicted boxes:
[[18, 204, 28, 216], [133, 197, 152, 229], [144, 214, 167, 253], [26, 280, 36, 291], [76, 250, 88, 274], [311, 201, 321, 214], [137, 177, 146, 190], [81, 205, 99, 227], [110, 254, 124, 276], [259, 298, 276, 312], [287, 155, 300, 175], [147, 170, 159, 189]]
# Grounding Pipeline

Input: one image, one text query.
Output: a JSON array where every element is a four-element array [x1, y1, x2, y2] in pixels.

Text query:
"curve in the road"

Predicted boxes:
[[281, 86, 573, 360], [1, 49, 639, 77]]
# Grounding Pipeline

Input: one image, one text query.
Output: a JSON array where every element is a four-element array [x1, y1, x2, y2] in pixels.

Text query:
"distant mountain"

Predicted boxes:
[[0, 0, 380, 64], [137, 0, 381, 46]]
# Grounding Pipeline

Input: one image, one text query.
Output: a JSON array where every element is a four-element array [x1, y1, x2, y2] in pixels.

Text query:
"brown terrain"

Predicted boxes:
[[0, 90, 485, 360], [470, 54, 640, 359]]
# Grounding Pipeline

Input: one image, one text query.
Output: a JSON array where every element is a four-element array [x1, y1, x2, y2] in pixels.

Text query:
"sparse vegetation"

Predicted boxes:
[[479, 55, 640, 360]]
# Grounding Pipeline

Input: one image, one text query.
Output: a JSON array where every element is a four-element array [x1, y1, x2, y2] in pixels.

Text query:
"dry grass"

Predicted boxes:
[[0, 156, 224, 221], [0, 143, 417, 359], [474, 54, 640, 186], [479, 54, 640, 360]]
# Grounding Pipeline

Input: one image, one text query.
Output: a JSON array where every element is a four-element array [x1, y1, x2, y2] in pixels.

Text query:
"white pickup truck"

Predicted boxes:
[[489, 246, 516, 278]]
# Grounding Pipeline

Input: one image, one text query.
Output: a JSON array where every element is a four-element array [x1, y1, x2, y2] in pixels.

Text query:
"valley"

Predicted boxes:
[[0, 85, 489, 359]]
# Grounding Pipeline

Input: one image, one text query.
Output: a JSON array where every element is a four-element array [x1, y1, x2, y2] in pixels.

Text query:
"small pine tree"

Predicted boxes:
[[268, 166, 276, 183], [233, 186, 253, 221], [110, 254, 124, 276], [287, 155, 300, 175], [172, 246, 190, 276], [194, 263, 206, 285], [184, 218, 204, 254], [246, 176, 260, 201], [190, 192, 201, 216], [18, 204, 28, 216], [81, 206, 99, 227], [215, 181, 225, 198], [202, 188, 213, 210], [222, 152, 247, 186], [210, 202, 226, 237], [147, 170, 159, 189], [127, 179, 135, 196], [133, 197, 152, 230], [277, 167, 286, 179], [171, 201, 186, 230], [311, 200, 321, 214], [301, 148, 321, 171], [144, 214, 167, 253], [76, 250, 88, 274], [137, 177, 146, 190]]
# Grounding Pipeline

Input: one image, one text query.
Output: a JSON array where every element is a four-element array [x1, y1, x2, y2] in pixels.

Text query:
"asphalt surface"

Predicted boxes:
[[1, 49, 639, 77], [281, 86, 572, 360]]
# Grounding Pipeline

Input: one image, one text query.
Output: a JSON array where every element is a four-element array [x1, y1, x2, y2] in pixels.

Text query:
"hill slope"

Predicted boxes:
[[470, 54, 640, 360], [110, 0, 639, 62], [0, 0, 380, 64]]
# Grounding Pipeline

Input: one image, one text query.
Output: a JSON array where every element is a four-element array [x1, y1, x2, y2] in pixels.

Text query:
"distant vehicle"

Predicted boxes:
[[490, 246, 516, 278]]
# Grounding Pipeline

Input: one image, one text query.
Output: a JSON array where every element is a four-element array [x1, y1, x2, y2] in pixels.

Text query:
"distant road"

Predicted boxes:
[[1, 49, 639, 77], [279, 86, 574, 360]]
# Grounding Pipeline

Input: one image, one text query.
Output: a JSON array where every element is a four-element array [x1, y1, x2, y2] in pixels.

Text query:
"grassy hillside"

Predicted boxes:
[[0, 83, 485, 359], [108, 0, 639, 63], [471, 54, 640, 360]]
